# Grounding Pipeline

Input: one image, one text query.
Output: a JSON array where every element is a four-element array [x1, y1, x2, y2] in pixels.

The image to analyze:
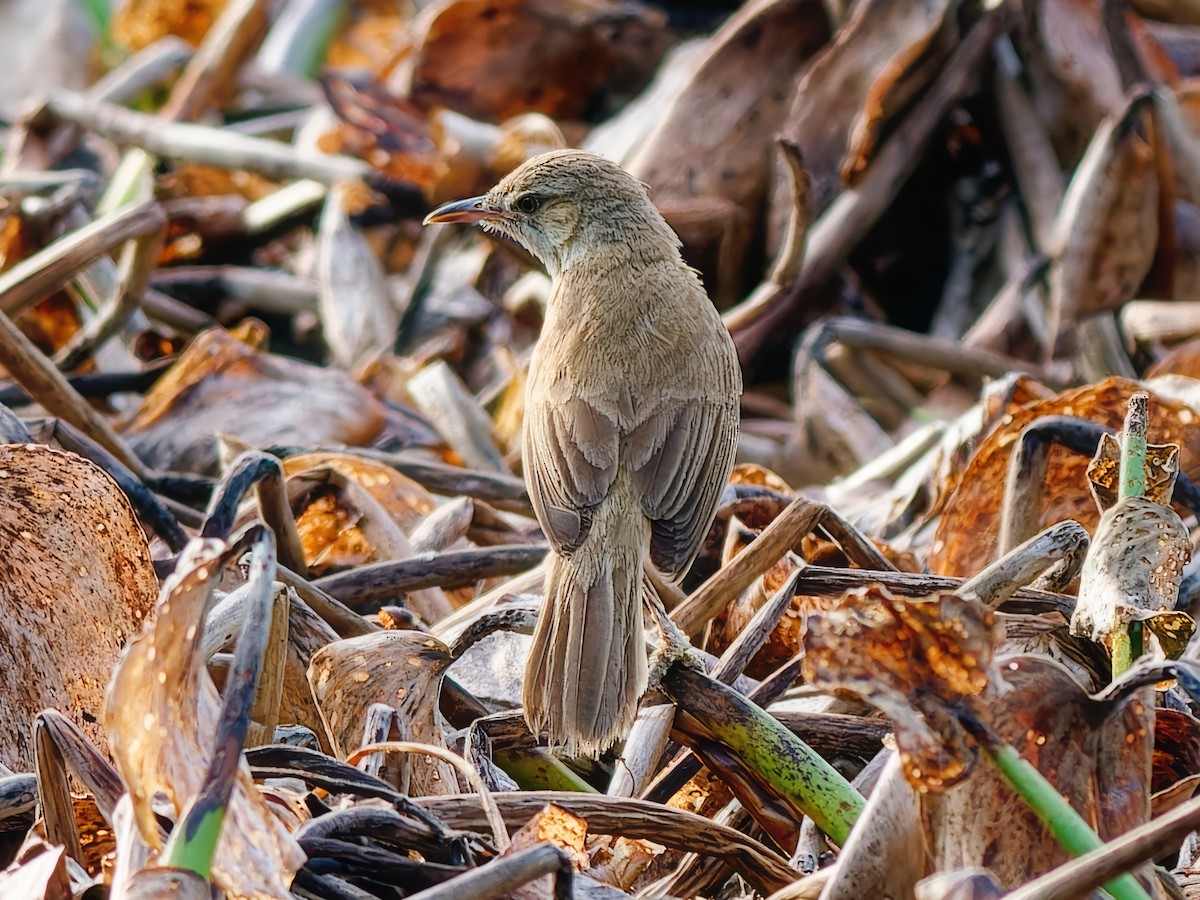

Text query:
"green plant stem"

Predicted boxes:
[[494, 748, 599, 793], [163, 804, 224, 881], [1113, 393, 1150, 680], [662, 663, 865, 845], [982, 737, 1151, 900]]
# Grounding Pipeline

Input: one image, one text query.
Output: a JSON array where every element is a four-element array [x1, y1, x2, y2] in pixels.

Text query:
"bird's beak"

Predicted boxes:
[[423, 196, 492, 225]]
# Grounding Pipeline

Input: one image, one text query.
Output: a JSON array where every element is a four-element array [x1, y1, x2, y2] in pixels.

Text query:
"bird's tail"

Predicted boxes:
[[523, 483, 649, 758]]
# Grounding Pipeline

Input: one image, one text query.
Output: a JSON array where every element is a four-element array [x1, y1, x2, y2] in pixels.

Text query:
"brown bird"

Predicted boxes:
[[425, 150, 742, 757]]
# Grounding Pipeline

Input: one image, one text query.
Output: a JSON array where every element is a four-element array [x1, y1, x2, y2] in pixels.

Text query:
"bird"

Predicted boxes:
[[425, 149, 742, 758]]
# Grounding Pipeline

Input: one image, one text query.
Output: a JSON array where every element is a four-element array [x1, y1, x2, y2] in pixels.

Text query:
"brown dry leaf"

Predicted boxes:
[[728, 461, 793, 492], [1152, 708, 1200, 813], [0, 840, 71, 900], [1087, 431, 1181, 510], [929, 377, 1200, 576], [0, 444, 156, 770], [921, 655, 1154, 887], [625, 0, 830, 304], [407, 0, 668, 123], [1047, 93, 1159, 357], [112, 0, 228, 50], [775, 0, 952, 220], [325, 0, 410, 72], [1020, 0, 1178, 160], [121, 325, 386, 473], [307, 631, 459, 796], [801, 585, 998, 792], [1147, 336, 1200, 378], [1071, 496, 1191, 647], [106, 538, 306, 898]]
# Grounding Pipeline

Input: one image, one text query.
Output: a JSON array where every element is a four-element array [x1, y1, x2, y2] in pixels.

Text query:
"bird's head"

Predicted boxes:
[[423, 149, 678, 276]]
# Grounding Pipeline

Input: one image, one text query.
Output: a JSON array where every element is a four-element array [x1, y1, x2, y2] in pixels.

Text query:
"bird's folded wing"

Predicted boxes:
[[626, 397, 739, 578], [523, 396, 619, 555]]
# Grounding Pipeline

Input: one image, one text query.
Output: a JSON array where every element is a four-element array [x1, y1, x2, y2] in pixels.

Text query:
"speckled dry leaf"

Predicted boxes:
[[106, 539, 306, 898], [1047, 95, 1159, 357], [281, 452, 436, 573], [112, 0, 228, 50], [1086, 432, 1181, 511], [307, 631, 458, 796], [802, 585, 998, 791], [918, 655, 1154, 887], [774, 0, 952, 219], [929, 377, 1200, 576], [122, 326, 386, 473], [1019, 0, 1177, 161], [1070, 496, 1191, 646], [625, 0, 829, 303], [406, 0, 668, 123], [0, 444, 156, 770], [728, 462, 793, 492], [586, 835, 663, 891]]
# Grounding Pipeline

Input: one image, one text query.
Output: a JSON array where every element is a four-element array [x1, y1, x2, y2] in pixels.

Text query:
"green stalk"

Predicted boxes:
[[976, 729, 1151, 900], [163, 803, 225, 880], [663, 664, 865, 845], [495, 748, 599, 793], [1112, 393, 1150, 680]]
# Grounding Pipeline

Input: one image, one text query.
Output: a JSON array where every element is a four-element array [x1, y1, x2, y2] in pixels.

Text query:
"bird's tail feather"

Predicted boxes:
[[523, 499, 649, 758]]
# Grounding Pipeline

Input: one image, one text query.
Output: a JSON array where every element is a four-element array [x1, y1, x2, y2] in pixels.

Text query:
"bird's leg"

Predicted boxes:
[[645, 576, 700, 687]]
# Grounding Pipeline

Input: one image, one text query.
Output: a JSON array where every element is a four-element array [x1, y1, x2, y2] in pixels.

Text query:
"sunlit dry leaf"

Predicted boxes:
[[307, 631, 459, 796], [0, 445, 156, 770], [586, 835, 663, 892], [106, 538, 305, 898], [930, 377, 1200, 576], [0, 841, 70, 900], [406, 0, 669, 123], [122, 325, 386, 473], [1047, 93, 1159, 357], [1071, 496, 1191, 648], [801, 585, 998, 791], [507, 803, 587, 899], [729, 461, 793, 493], [112, 0, 229, 50]]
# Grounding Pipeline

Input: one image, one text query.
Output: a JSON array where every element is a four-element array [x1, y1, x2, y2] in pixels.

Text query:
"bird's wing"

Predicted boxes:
[[625, 396, 739, 578], [523, 395, 620, 555]]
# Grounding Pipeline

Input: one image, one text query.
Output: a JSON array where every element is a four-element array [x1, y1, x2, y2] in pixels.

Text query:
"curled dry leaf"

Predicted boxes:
[[776, 0, 954, 216], [1047, 93, 1159, 357], [122, 325, 386, 473], [625, 0, 831, 304], [0, 444, 157, 770], [106, 538, 305, 898], [508, 803, 587, 900], [929, 377, 1200, 576], [405, 0, 669, 123], [801, 585, 998, 792], [307, 631, 459, 796], [1070, 496, 1192, 650]]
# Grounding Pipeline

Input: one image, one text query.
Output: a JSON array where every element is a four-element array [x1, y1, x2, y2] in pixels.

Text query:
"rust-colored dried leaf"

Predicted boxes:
[[1087, 432, 1179, 510], [0, 445, 156, 770], [802, 585, 998, 791], [122, 326, 386, 473], [930, 377, 1200, 576], [408, 0, 668, 123], [1153, 708, 1200, 808], [112, 0, 228, 50]]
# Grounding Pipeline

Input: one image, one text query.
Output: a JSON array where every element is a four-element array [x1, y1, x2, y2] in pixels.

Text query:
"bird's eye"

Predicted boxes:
[[516, 194, 540, 214]]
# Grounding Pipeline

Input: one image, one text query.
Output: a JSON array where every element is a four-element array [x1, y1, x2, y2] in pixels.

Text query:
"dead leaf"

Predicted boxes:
[[0, 444, 156, 770], [112, 0, 229, 50], [122, 325, 386, 473]]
